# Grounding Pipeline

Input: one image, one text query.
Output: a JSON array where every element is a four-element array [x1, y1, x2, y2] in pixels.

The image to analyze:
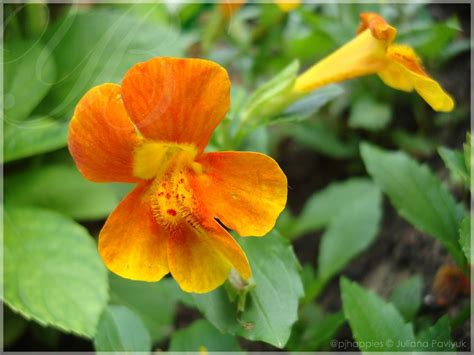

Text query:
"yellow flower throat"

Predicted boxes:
[[133, 141, 203, 231]]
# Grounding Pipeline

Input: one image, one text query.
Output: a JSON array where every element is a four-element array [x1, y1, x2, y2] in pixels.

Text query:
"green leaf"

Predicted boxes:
[[109, 274, 180, 343], [438, 146, 469, 186], [287, 304, 345, 351], [349, 96, 392, 131], [284, 120, 358, 159], [4, 39, 56, 122], [241, 60, 300, 122], [389, 275, 422, 321], [459, 216, 471, 263], [169, 319, 242, 352], [292, 178, 380, 238], [361, 143, 465, 266], [192, 231, 303, 348], [4, 206, 108, 338], [42, 7, 191, 118], [416, 316, 455, 351], [94, 305, 151, 353], [4, 117, 68, 163], [5, 163, 120, 220], [317, 182, 382, 281], [341, 278, 416, 352]]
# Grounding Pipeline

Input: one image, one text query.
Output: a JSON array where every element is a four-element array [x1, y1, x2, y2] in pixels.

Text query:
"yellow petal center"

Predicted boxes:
[[133, 140, 204, 231]]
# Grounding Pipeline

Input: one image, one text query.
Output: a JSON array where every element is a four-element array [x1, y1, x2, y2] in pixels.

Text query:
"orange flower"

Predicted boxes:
[[68, 57, 288, 293]]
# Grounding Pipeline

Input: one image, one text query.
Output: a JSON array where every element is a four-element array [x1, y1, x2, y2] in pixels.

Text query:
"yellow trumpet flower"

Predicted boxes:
[[293, 13, 454, 112]]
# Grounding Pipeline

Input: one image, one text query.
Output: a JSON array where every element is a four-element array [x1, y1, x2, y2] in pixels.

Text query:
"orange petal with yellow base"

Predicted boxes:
[[191, 151, 288, 237], [121, 57, 230, 153], [378, 45, 455, 112], [168, 219, 251, 293], [99, 182, 169, 282], [68, 83, 141, 183]]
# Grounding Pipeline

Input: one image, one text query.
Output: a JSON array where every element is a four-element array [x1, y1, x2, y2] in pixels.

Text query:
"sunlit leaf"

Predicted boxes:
[[438, 146, 469, 186], [361, 143, 465, 266], [109, 274, 181, 343], [341, 278, 416, 352], [5, 162, 119, 221], [4, 206, 108, 338], [94, 305, 151, 352], [192, 231, 303, 348], [4, 39, 56, 122], [4, 117, 68, 163]]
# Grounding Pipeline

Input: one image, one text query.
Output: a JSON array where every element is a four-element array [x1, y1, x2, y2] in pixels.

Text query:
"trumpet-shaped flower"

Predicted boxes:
[[68, 57, 287, 293], [294, 12, 454, 112]]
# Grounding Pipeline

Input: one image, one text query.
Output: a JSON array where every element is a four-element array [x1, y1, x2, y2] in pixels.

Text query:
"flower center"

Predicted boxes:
[[133, 140, 203, 231]]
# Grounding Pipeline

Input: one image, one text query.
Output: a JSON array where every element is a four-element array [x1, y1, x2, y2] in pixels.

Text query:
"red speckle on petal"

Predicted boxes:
[[167, 209, 177, 216]]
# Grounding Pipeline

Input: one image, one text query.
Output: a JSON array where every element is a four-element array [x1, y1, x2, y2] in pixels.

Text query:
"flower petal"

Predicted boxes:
[[378, 45, 455, 112], [356, 12, 397, 42], [121, 57, 230, 153], [274, 0, 300, 12], [191, 151, 287, 237], [168, 219, 251, 293], [99, 182, 169, 282], [68, 83, 141, 183], [218, 1, 245, 18], [293, 29, 388, 93]]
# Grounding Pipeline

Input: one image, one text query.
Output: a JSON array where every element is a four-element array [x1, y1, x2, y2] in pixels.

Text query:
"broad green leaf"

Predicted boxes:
[[438, 146, 469, 186], [109, 274, 180, 343], [41, 7, 191, 118], [4, 206, 108, 338], [361, 143, 465, 266], [317, 182, 382, 281], [459, 216, 471, 263], [169, 319, 242, 352], [389, 275, 422, 321], [192, 231, 303, 348], [94, 305, 151, 352], [4, 117, 68, 163], [3, 305, 28, 348], [241, 60, 299, 122], [4, 39, 56, 122], [416, 316, 455, 352], [349, 96, 392, 131], [341, 278, 416, 352], [287, 304, 345, 351], [284, 120, 358, 159], [5, 163, 119, 220], [292, 178, 380, 238]]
